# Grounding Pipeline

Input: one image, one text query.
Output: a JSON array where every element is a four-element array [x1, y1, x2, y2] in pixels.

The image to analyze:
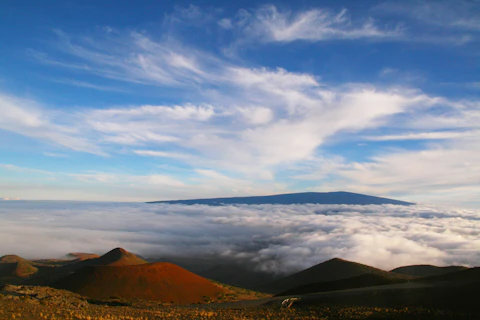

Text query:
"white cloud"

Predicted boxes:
[[299, 138, 480, 208], [218, 18, 233, 29], [231, 5, 401, 43], [343, 146, 480, 195], [43, 152, 70, 158], [91, 104, 215, 121], [67, 171, 186, 188], [0, 202, 478, 273], [0, 163, 54, 176], [35, 32, 443, 174], [6, 24, 478, 205], [236, 106, 273, 125], [133, 150, 190, 159], [377, 0, 480, 31], [366, 130, 479, 141], [0, 163, 283, 201], [68, 172, 117, 183], [145, 174, 186, 187], [35, 31, 222, 87], [0, 93, 106, 155], [50, 78, 127, 92]]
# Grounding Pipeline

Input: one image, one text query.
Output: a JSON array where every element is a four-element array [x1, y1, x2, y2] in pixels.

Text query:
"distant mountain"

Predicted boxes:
[[148, 191, 414, 206], [54, 262, 228, 304], [258, 258, 405, 294], [65, 252, 100, 261], [391, 265, 468, 277], [276, 273, 411, 296]]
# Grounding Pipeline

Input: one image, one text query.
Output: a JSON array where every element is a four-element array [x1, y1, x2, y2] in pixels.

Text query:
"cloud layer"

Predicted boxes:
[[0, 202, 478, 274]]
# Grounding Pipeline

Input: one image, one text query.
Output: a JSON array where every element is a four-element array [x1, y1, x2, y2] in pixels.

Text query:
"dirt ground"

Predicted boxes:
[[0, 285, 477, 320]]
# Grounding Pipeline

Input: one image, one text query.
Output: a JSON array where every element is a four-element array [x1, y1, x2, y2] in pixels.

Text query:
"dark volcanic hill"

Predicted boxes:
[[276, 273, 411, 296], [391, 264, 468, 277], [148, 191, 414, 206], [53, 262, 228, 304], [197, 264, 277, 289], [76, 248, 147, 267], [419, 267, 480, 282], [258, 258, 405, 294], [20, 248, 148, 286]]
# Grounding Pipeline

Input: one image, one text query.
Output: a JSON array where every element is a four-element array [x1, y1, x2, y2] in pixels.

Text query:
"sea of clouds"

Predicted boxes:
[[0, 201, 479, 274]]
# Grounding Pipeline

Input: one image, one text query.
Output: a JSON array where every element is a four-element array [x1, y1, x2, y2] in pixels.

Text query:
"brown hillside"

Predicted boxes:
[[391, 264, 468, 277], [53, 262, 226, 304], [258, 258, 399, 294], [0, 255, 38, 279], [0, 255, 25, 264]]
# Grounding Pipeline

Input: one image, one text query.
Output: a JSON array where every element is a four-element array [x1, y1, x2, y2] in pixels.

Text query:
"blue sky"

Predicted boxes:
[[0, 0, 479, 206]]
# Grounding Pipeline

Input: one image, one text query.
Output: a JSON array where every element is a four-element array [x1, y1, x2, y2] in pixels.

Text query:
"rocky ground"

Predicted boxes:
[[0, 285, 476, 320]]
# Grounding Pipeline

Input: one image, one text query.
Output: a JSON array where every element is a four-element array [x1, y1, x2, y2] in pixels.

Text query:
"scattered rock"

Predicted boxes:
[[0, 284, 88, 308]]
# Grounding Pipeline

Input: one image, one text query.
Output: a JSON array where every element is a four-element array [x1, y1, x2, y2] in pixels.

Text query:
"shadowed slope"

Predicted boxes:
[[53, 262, 226, 304], [149, 191, 414, 206], [276, 273, 411, 296], [258, 258, 403, 294], [418, 267, 480, 282], [197, 264, 276, 289], [391, 265, 468, 277]]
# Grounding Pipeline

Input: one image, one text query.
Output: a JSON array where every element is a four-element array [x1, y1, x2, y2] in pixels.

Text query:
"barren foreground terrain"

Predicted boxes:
[[0, 285, 477, 320]]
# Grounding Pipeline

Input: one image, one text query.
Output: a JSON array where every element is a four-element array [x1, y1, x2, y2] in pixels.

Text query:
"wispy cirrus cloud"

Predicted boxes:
[[214, 3, 476, 47], [365, 130, 479, 141], [376, 0, 480, 31], [372, 0, 480, 45], [133, 150, 190, 159], [50, 78, 129, 93], [28, 30, 450, 173], [33, 30, 223, 87], [43, 152, 70, 158], [0, 93, 106, 156], [0, 164, 54, 175], [0, 163, 284, 201], [237, 5, 402, 43]]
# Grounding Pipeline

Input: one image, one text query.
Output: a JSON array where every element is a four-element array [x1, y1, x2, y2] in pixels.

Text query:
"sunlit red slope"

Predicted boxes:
[[53, 262, 225, 304]]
